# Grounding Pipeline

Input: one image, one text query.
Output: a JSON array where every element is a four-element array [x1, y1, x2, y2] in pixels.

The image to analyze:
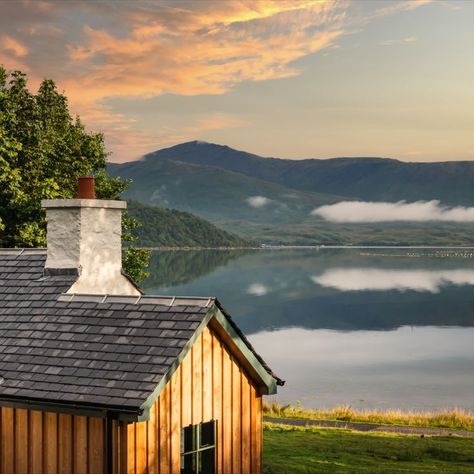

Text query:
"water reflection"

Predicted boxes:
[[142, 248, 474, 410], [249, 326, 474, 411], [143, 249, 474, 333], [313, 268, 474, 293]]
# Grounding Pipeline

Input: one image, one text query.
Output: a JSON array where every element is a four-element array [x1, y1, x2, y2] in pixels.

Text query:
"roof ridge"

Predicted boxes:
[[0, 248, 46, 256], [57, 293, 215, 308]]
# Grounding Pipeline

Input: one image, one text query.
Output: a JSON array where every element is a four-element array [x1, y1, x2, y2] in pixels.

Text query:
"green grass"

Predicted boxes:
[[263, 402, 474, 432], [263, 423, 474, 473]]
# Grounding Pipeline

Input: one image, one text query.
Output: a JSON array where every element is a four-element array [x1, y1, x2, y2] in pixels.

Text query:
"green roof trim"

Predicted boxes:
[[212, 307, 278, 396], [138, 303, 279, 421]]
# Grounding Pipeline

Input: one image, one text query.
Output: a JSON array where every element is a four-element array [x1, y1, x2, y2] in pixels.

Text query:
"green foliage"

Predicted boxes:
[[126, 201, 253, 248], [263, 424, 474, 473], [0, 67, 149, 282], [122, 247, 150, 285]]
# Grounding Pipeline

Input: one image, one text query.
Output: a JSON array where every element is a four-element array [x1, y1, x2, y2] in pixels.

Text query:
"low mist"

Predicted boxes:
[[312, 200, 474, 223]]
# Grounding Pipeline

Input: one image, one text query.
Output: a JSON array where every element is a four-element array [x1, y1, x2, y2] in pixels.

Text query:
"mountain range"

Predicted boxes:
[[109, 141, 474, 246], [140, 141, 474, 205]]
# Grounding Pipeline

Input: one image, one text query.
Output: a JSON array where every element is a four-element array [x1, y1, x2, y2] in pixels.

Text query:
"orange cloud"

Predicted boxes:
[[0, 0, 435, 161], [65, 1, 345, 102], [55, 0, 346, 159], [374, 0, 432, 17], [2, 36, 29, 57]]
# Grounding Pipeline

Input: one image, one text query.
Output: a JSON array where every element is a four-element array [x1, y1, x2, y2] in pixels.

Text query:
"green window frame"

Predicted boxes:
[[180, 420, 216, 474]]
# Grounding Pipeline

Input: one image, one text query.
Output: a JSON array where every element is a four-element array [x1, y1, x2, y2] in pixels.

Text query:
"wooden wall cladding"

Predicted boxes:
[[126, 326, 263, 474], [0, 409, 128, 474]]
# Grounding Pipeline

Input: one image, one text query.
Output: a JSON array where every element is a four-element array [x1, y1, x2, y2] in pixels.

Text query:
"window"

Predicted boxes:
[[181, 420, 216, 474]]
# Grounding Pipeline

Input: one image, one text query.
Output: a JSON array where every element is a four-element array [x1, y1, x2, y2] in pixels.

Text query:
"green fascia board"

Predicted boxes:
[[138, 304, 277, 421], [212, 308, 278, 396]]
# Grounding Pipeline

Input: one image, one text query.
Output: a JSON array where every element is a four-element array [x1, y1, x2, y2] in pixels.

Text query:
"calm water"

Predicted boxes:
[[142, 248, 474, 411]]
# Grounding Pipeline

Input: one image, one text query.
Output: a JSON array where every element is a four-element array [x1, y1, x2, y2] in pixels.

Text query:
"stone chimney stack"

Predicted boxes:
[[41, 177, 140, 296]]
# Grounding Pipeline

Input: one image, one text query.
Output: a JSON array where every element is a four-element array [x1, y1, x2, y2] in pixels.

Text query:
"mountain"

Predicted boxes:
[[143, 141, 474, 205], [108, 157, 342, 225], [110, 141, 474, 246], [126, 201, 251, 247]]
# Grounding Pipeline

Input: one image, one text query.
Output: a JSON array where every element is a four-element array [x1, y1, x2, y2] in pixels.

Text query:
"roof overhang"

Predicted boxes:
[[138, 302, 283, 421], [0, 394, 142, 421]]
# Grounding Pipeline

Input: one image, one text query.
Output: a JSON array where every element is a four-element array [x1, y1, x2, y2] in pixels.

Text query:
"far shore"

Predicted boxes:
[[141, 244, 474, 251]]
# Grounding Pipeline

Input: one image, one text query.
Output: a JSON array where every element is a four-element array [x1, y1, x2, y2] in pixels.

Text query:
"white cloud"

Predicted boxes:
[[247, 283, 269, 296], [380, 36, 417, 46], [312, 268, 474, 293], [312, 200, 474, 223], [246, 196, 271, 208]]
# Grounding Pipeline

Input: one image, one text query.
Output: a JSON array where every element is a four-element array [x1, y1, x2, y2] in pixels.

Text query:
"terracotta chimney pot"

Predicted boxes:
[[77, 176, 95, 199]]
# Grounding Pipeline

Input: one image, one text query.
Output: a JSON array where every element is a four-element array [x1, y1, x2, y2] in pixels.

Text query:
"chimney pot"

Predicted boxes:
[[77, 176, 95, 199]]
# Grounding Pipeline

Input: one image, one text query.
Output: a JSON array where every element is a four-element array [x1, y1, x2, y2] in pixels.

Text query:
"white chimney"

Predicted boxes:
[[41, 177, 141, 296]]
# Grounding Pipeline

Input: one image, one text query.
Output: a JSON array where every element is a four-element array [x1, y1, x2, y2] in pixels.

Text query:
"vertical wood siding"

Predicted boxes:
[[126, 326, 263, 474], [0, 409, 116, 474]]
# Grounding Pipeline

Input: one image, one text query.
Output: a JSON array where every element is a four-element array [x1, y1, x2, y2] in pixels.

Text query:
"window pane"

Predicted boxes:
[[183, 425, 197, 453], [199, 448, 215, 474], [181, 453, 196, 474], [200, 421, 215, 448]]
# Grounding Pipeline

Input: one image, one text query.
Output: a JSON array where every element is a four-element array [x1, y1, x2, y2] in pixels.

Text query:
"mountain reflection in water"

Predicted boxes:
[[142, 248, 474, 410], [143, 248, 474, 333]]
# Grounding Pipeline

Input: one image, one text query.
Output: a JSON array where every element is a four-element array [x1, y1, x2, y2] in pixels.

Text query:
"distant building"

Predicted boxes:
[[0, 178, 283, 474]]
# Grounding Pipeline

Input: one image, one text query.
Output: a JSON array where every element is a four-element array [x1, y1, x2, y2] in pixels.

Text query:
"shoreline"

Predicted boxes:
[[141, 244, 474, 251], [263, 402, 474, 432]]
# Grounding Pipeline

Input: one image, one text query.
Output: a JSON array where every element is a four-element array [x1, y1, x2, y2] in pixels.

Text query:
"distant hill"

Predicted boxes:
[[126, 201, 251, 247], [109, 157, 342, 225], [109, 141, 474, 246], [143, 141, 474, 205]]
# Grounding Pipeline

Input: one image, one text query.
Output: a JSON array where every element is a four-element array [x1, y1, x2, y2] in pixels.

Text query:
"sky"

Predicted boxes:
[[0, 0, 473, 163]]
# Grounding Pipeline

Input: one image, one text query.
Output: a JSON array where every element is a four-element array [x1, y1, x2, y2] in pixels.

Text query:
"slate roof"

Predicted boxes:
[[0, 249, 281, 418]]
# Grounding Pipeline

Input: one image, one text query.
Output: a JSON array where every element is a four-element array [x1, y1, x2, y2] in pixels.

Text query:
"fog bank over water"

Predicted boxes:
[[313, 268, 474, 293], [313, 200, 474, 223]]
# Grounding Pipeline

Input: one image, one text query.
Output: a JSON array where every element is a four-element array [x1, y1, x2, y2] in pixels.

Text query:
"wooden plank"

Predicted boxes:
[[58, 414, 73, 474], [156, 401, 160, 474], [251, 389, 262, 474], [180, 351, 192, 429], [211, 332, 223, 474], [14, 409, 29, 474], [170, 366, 181, 474], [232, 360, 242, 474], [74, 416, 88, 474], [44, 412, 58, 474], [159, 384, 170, 474], [112, 421, 118, 474], [147, 403, 157, 474], [202, 327, 213, 422], [135, 421, 147, 474], [29, 410, 43, 474], [88, 417, 104, 474], [1, 407, 14, 474], [127, 423, 136, 474], [221, 347, 232, 474], [241, 376, 251, 474], [191, 335, 202, 425], [119, 421, 129, 474]]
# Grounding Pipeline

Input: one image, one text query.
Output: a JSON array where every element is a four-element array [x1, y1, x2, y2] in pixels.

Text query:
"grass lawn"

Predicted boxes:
[[263, 423, 474, 473]]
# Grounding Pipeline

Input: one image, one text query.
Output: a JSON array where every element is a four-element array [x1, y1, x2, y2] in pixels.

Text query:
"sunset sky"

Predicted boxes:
[[0, 0, 472, 163]]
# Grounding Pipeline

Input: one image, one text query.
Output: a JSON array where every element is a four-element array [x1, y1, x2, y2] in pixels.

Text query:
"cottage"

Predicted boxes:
[[0, 178, 283, 474]]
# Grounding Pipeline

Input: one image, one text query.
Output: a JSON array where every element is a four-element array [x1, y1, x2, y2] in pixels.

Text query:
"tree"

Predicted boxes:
[[0, 67, 149, 282]]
